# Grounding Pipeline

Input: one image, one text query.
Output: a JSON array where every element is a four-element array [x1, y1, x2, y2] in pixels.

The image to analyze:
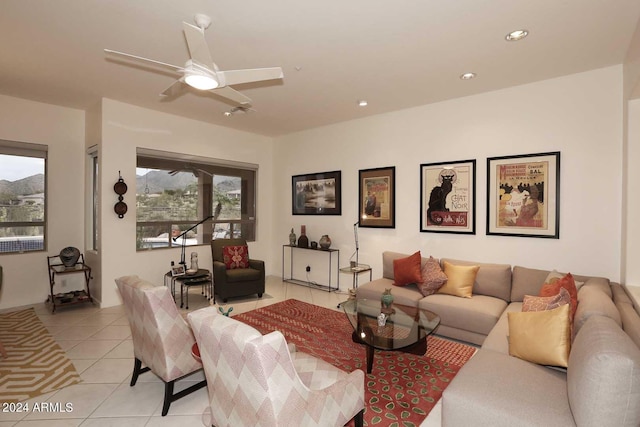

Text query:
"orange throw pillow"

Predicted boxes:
[[539, 272, 578, 320], [393, 251, 422, 286]]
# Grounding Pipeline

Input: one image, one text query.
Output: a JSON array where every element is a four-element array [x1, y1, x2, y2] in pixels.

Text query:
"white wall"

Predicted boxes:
[[97, 99, 274, 307], [625, 99, 640, 303], [273, 66, 624, 286], [0, 94, 85, 310]]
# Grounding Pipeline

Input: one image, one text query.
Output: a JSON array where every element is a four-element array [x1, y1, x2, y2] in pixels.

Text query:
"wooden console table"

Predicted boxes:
[[46, 254, 93, 313]]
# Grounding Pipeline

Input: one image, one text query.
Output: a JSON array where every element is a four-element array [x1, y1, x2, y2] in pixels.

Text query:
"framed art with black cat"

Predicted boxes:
[[486, 151, 560, 238], [359, 166, 395, 228], [420, 159, 476, 234]]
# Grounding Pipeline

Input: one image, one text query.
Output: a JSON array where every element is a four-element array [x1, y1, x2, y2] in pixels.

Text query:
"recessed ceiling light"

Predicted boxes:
[[223, 111, 233, 117], [505, 29, 529, 42], [460, 72, 476, 80], [358, 100, 368, 107]]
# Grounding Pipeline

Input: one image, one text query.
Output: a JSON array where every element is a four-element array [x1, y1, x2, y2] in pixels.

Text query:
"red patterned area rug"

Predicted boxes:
[[234, 299, 477, 427]]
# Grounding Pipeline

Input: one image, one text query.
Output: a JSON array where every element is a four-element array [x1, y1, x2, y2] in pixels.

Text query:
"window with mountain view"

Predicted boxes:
[[136, 152, 256, 251], [0, 141, 47, 254]]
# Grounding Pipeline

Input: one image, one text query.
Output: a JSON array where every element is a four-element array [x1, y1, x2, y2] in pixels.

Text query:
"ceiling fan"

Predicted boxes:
[[104, 14, 284, 106]]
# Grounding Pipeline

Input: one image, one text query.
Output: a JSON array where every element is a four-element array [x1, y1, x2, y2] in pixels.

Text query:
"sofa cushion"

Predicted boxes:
[[508, 304, 571, 368], [441, 258, 511, 302], [419, 294, 507, 337], [523, 287, 571, 312], [356, 278, 422, 307], [442, 349, 574, 427], [418, 256, 447, 296], [382, 251, 418, 280], [222, 245, 249, 269], [392, 251, 422, 286], [568, 315, 640, 427], [482, 302, 522, 354], [573, 284, 621, 338], [437, 261, 479, 298], [539, 273, 578, 322], [225, 267, 261, 283]]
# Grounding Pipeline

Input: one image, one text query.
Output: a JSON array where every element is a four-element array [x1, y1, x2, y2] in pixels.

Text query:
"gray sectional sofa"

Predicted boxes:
[[356, 251, 640, 427]]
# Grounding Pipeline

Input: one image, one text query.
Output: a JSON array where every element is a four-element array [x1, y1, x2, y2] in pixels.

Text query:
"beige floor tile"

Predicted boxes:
[[78, 314, 123, 327], [70, 359, 98, 374], [64, 341, 121, 360], [78, 417, 149, 427], [144, 414, 203, 427], [79, 359, 132, 384], [90, 382, 164, 418], [23, 383, 118, 420], [87, 326, 130, 341], [14, 419, 84, 426], [150, 386, 208, 417], [56, 340, 83, 352], [102, 340, 133, 359], [53, 325, 106, 341]]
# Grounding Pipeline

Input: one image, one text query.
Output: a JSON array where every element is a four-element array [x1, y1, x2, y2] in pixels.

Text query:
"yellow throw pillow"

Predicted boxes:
[[508, 304, 571, 367], [437, 261, 479, 298]]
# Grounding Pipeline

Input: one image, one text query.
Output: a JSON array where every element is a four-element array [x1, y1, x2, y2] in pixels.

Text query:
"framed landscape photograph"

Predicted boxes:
[[420, 159, 476, 234], [486, 151, 560, 238], [359, 166, 395, 228], [292, 170, 342, 215]]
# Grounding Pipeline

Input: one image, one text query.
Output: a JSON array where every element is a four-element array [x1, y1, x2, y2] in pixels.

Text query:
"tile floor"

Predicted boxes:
[[0, 276, 441, 427]]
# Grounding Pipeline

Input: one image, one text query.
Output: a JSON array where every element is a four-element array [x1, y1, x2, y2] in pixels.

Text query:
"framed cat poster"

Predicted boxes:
[[486, 151, 560, 238], [420, 159, 476, 234]]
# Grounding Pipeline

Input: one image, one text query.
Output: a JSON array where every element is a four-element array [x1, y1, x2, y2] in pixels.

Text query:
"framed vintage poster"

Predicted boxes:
[[486, 151, 560, 238], [420, 159, 476, 234], [358, 166, 395, 228], [292, 170, 342, 215]]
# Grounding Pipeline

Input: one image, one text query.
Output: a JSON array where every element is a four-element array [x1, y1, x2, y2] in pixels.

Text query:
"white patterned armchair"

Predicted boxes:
[[115, 275, 207, 416], [188, 306, 365, 427]]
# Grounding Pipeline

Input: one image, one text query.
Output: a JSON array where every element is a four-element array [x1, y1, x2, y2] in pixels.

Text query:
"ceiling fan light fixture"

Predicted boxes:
[[185, 73, 218, 90]]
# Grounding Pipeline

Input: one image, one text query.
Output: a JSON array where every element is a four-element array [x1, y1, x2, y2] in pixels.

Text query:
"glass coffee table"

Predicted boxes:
[[342, 299, 441, 373]]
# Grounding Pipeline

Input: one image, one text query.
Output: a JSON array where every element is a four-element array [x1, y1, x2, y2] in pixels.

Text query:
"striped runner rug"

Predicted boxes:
[[234, 299, 477, 427], [0, 308, 81, 402]]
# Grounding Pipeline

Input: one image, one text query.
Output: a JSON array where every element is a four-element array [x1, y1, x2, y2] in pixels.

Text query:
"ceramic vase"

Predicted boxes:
[[381, 288, 394, 308], [60, 247, 80, 267], [319, 234, 332, 249], [297, 225, 309, 248]]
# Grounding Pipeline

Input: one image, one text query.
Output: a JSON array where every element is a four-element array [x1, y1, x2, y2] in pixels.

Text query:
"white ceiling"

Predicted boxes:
[[2, 1, 640, 137]]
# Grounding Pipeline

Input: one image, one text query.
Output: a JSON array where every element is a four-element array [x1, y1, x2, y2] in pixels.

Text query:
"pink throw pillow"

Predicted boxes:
[[418, 256, 448, 296]]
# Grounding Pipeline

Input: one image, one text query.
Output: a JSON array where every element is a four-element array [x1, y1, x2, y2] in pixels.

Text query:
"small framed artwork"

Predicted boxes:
[[420, 159, 476, 234], [486, 151, 560, 238], [171, 264, 186, 277], [292, 170, 342, 215], [359, 166, 395, 228]]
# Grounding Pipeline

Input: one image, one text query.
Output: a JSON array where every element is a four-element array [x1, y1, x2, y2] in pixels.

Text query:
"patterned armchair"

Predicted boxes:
[[115, 275, 206, 416], [188, 306, 365, 427], [211, 238, 265, 302]]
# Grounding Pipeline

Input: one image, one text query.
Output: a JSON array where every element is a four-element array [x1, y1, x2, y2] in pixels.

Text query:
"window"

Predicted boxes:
[[136, 149, 257, 251], [0, 140, 47, 254], [88, 147, 98, 251]]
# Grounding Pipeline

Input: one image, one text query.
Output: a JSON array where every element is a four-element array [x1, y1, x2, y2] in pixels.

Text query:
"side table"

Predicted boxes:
[[164, 269, 213, 309], [46, 254, 94, 313], [340, 264, 372, 290]]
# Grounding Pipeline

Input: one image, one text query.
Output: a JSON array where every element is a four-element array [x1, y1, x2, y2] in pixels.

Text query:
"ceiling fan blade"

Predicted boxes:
[[104, 49, 183, 72], [182, 22, 215, 69], [160, 78, 187, 98], [219, 67, 284, 86], [211, 86, 252, 105]]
